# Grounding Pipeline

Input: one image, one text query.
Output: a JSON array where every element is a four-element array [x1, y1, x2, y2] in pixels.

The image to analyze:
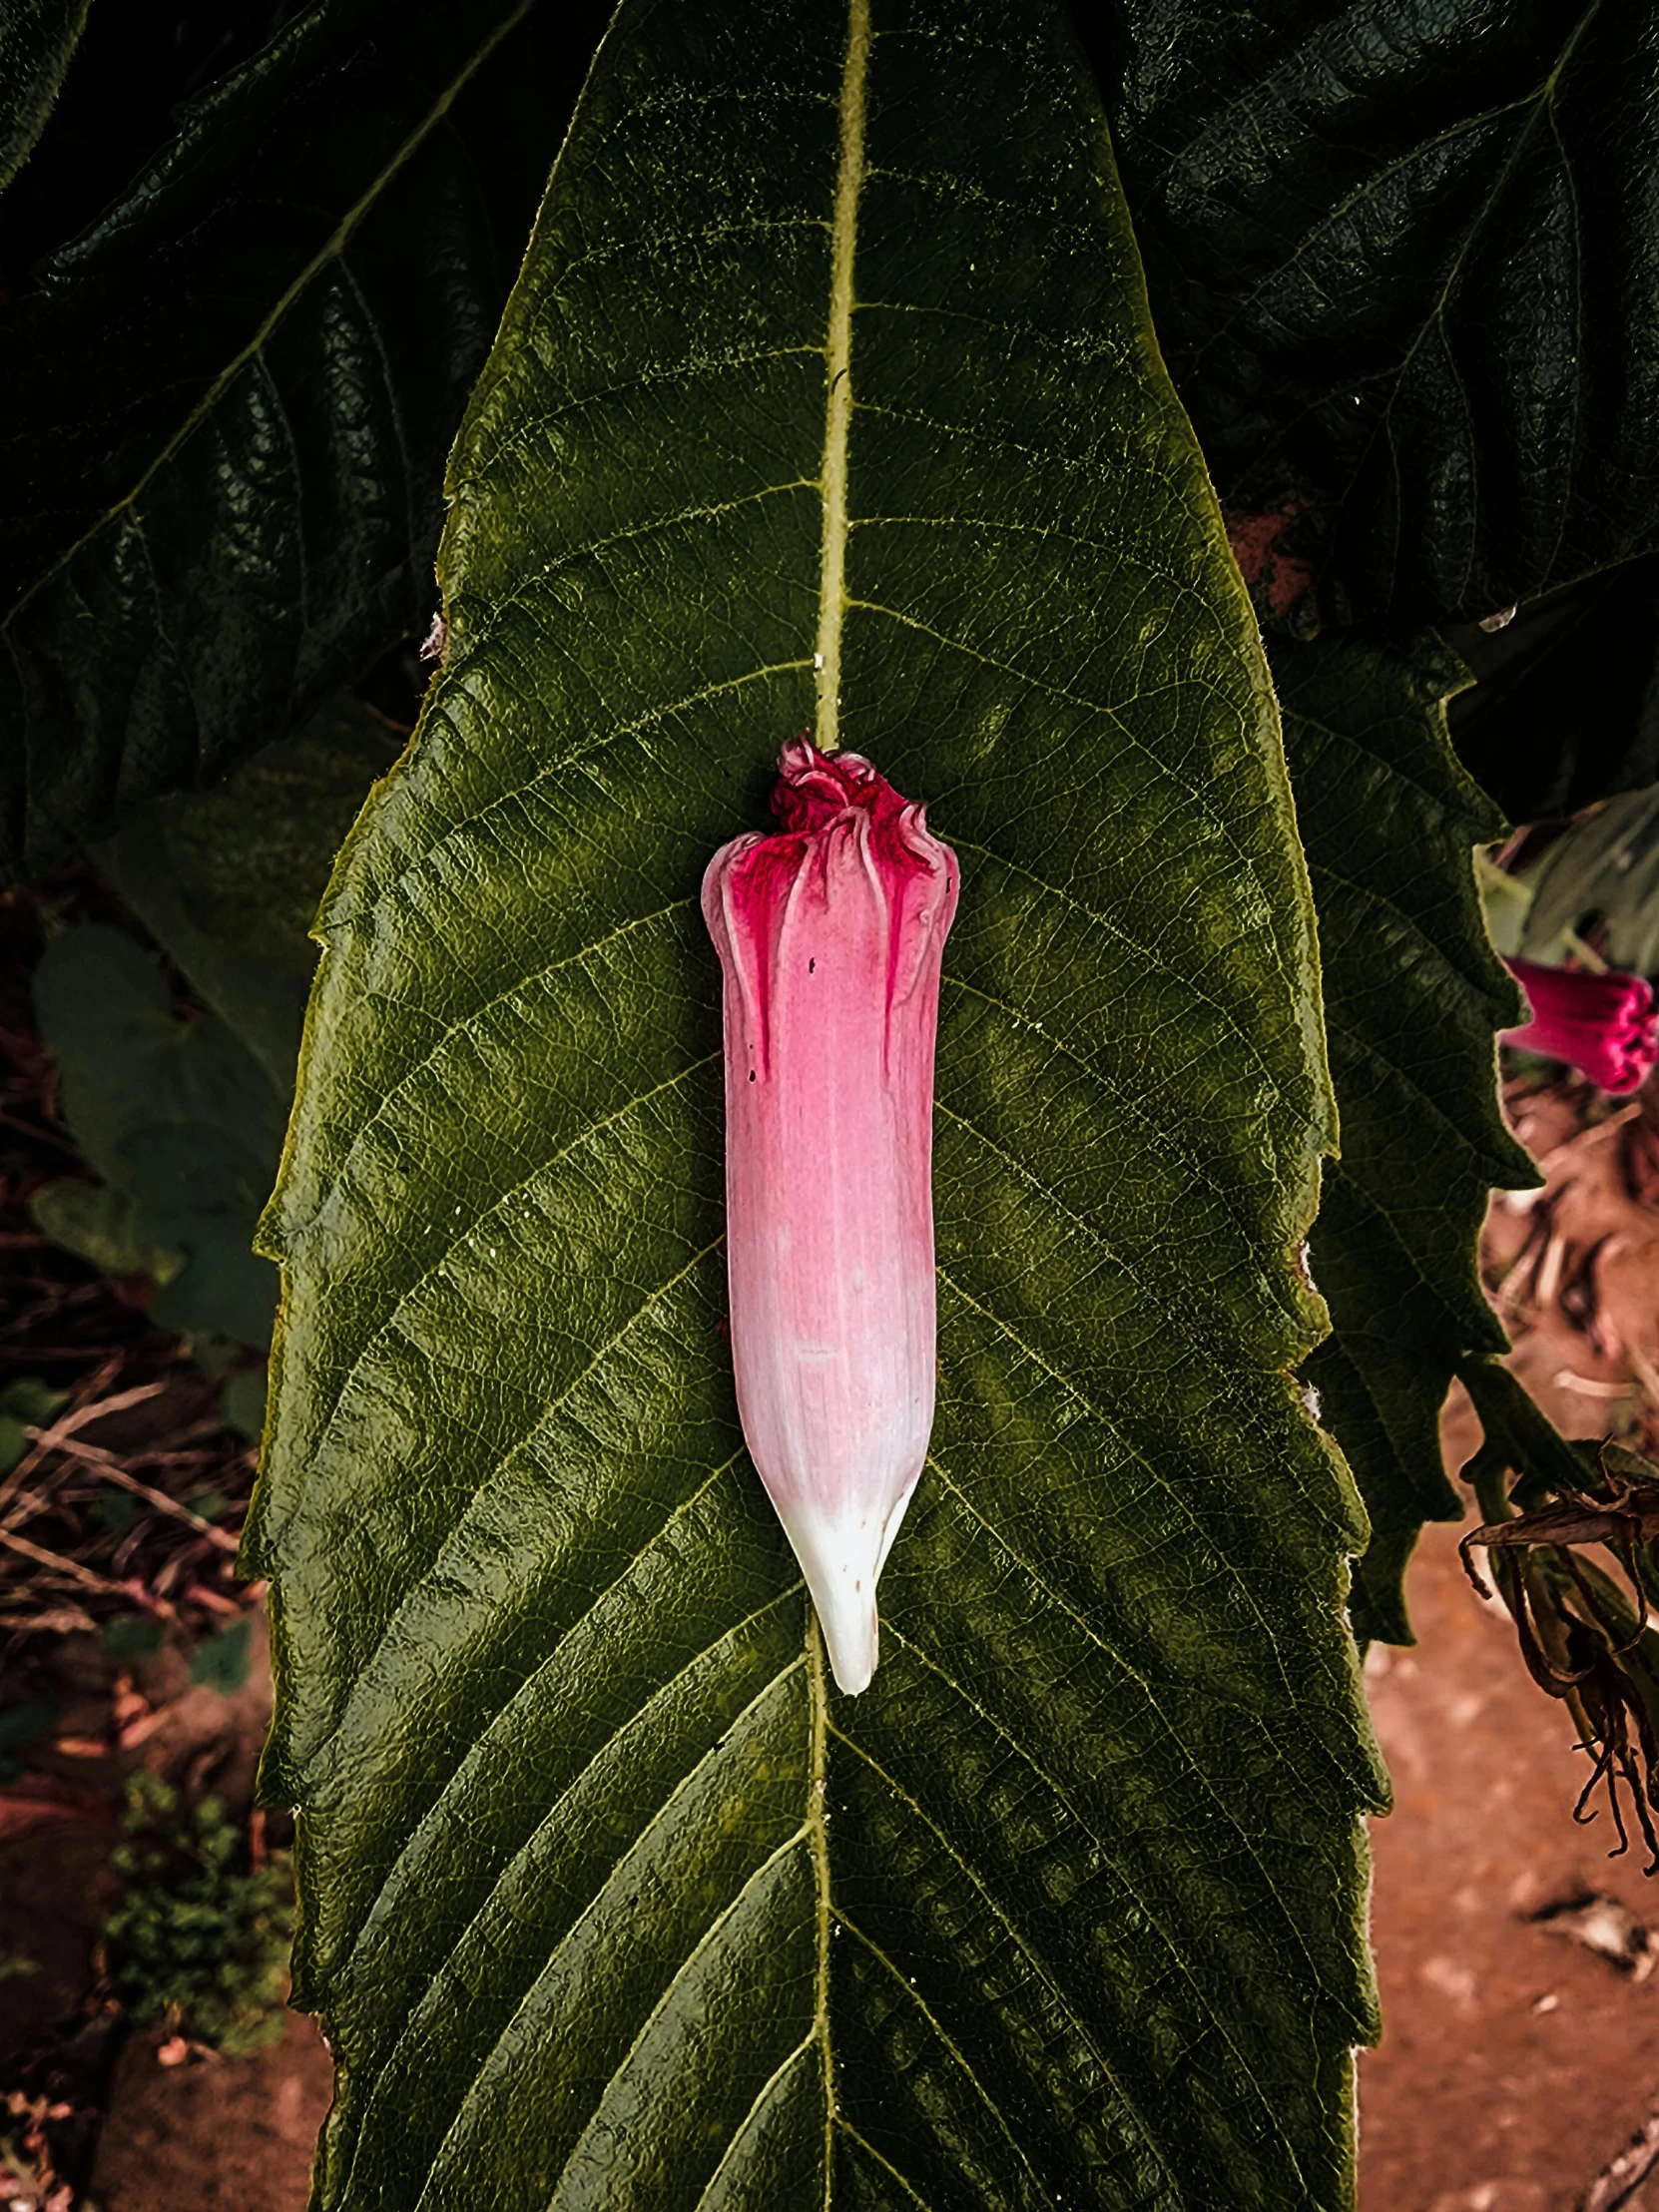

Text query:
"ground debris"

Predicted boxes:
[[1583, 2098, 1659, 2212], [1530, 1889, 1655, 1978]]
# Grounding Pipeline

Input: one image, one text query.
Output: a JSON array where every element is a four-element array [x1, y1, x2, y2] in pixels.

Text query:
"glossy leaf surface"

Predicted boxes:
[[251, 0, 1382, 2202], [1278, 632, 1536, 1643], [1095, 3, 1659, 625], [0, 0, 606, 879], [0, 0, 90, 197]]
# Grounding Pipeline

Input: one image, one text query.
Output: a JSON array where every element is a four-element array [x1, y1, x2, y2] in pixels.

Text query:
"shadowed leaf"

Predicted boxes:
[[0, 0, 607, 879], [96, 694, 403, 1092], [1446, 554, 1659, 821], [0, 0, 90, 198], [31, 924, 285, 1347], [1278, 630, 1537, 1644], [1096, 3, 1659, 625]]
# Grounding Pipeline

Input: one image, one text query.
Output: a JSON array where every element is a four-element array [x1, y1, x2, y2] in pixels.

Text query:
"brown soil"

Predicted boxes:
[[52, 1497, 1659, 2212], [89, 2015, 333, 2212], [1362, 1503, 1659, 2210], [1359, 1202, 1659, 2212], [0, 1603, 336, 2212]]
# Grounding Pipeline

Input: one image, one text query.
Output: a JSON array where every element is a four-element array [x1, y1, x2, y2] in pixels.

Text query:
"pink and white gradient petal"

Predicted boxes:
[[702, 741, 958, 1692]]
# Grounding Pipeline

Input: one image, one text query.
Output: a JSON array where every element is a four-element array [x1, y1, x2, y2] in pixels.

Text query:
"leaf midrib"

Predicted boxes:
[[812, 0, 868, 752], [805, 3, 870, 2186]]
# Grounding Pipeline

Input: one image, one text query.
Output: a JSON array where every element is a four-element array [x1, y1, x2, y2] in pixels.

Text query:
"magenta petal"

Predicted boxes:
[[1502, 956, 1659, 1095], [702, 741, 959, 1693]]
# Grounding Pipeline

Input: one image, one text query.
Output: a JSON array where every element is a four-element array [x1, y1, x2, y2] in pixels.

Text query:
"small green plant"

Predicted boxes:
[[103, 1770, 292, 2056]]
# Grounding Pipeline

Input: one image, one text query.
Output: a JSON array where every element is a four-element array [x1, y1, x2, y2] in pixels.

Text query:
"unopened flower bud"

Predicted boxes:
[[703, 741, 958, 1693]]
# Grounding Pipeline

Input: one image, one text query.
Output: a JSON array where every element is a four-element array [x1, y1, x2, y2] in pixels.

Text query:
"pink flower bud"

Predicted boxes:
[[1502, 955, 1659, 1094], [702, 741, 958, 1694]]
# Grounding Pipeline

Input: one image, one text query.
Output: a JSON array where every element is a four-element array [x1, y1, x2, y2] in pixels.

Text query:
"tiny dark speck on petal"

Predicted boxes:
[[810, 958, 816, 973], [748, 1070, 756, 1082]]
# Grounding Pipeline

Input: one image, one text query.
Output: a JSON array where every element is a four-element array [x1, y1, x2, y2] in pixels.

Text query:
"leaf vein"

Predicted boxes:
[[828, 1724, 1177, 2181], [834, 2119, 934, 2208], [2, 0, 542, 634], [689, 2030, 817, 2212], [357, 1661, 808, 2205], [540, 1826, 814, 2209], [352, 659, 813, 924], [831, 1911, 1049, 2191]]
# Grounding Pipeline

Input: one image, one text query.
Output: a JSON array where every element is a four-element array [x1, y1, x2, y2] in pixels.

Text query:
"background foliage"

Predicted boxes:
[[0, 0, 606, 877], [4, 0, 1659, 2205], [1273, 632, 1536, 1644], [1092, 0, 1659, 627]]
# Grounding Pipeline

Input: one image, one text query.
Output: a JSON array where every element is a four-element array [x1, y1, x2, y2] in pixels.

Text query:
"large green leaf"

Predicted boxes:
[[249, 1, 1383, 2202], [1276, 632, 1537, 1644], [1091, 3, 1659, 625], [0, 0, 90, 198], [0, 0, 607, 880]]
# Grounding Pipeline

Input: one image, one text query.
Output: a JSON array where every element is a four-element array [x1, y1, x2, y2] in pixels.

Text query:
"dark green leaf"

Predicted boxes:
[[128, 1124, 283, 1348], [29, 1177, 175, 1283], [94, 1482, 141, 1535], [0, 1375, 67, 1475], [32, 696, 398, 1341], [1094, 3, 1659, 625], [1275, 630, 1537, 1643], [0, 1700, 57, 1753], [96, 693, 403, 1090], [0, 0, 608, 879], [31, 923, 285, 1346], [0, 1699, 57, 1782], [1446, 554, 1659, 821], [221, 1371, 268, 1444], [0, 0, 90, 199], [0, 1377, 67, 1425], [0, 3, 319, 286], [251, 1, 1382, 2203], [101, 1614, 165, 1661]]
